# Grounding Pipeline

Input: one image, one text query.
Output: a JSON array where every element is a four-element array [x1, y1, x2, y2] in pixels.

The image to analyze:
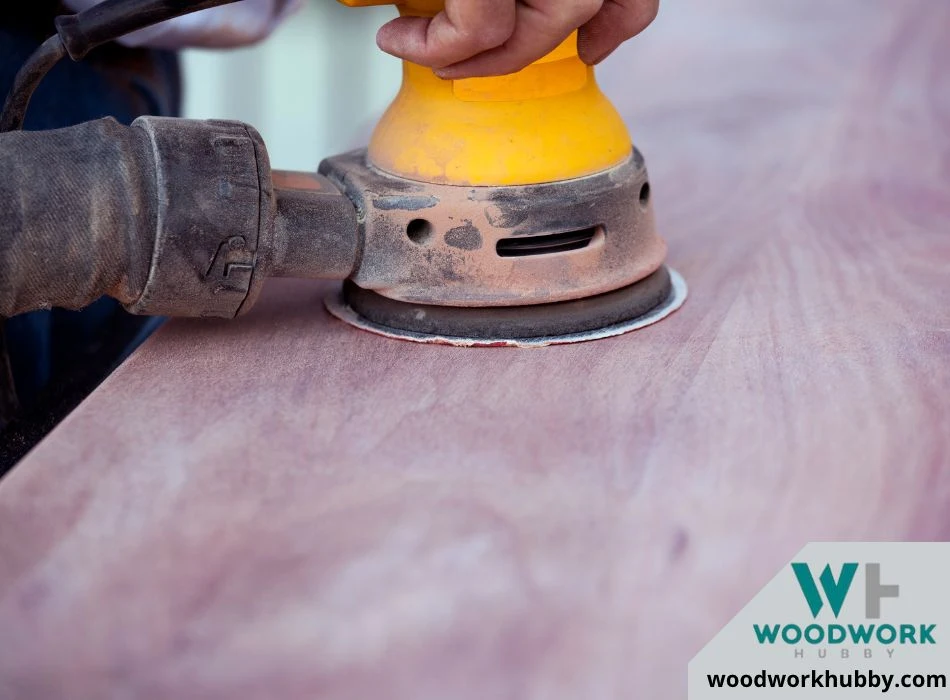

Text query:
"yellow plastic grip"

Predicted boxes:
[[339, 0, 633, 186]]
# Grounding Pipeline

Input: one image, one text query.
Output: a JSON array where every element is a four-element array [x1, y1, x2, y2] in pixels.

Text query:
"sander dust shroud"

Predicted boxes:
[[321, 150, 687, 348], [0, 0, 687, 352]]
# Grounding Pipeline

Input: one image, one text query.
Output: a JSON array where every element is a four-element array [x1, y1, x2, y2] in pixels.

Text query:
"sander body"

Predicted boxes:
[[324, 0, 686, 345]]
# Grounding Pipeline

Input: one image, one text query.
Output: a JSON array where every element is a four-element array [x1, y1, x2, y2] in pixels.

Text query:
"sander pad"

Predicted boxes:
[[325, 266, 686, 348]]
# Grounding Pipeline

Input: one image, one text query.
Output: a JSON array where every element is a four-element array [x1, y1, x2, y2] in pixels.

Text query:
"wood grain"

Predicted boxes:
[[2, 1, 949, 698]]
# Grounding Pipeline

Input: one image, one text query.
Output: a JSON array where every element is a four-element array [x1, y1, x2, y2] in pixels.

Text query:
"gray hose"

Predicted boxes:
[[0, 116, 294, 320], [1, 113, 363, 322], [0, 118, 155, 317]]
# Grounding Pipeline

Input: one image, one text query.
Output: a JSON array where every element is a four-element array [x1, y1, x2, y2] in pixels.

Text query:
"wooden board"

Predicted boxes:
[[2, 1, 949, 697]]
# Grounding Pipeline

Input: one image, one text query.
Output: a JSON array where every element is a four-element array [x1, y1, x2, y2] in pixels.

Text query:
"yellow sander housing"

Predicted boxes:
[[323, 0, 686, 346]]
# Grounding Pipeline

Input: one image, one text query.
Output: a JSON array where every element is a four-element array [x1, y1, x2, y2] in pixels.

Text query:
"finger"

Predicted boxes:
[[577, 0, 659, 65], [435, 0, 604, 79], [376, 0, 517, 69]]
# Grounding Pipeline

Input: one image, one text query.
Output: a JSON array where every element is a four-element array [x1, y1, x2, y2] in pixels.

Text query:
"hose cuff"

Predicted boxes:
[[126, 117, 274, 318]]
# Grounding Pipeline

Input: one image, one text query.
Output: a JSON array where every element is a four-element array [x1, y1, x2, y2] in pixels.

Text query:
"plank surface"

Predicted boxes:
[[2, 1, 950, 698]]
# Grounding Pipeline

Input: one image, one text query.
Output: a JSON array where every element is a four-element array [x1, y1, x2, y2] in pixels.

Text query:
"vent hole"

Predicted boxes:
[[639, 182, 651, 208], [406, 219, 434, 245], [496, 226, 601, 258]]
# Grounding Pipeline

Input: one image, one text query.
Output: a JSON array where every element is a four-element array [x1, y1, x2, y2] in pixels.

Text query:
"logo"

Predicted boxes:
[[792, 563, 899, 619], [753, 561, 936, 649], [689, 543, 950, 699]]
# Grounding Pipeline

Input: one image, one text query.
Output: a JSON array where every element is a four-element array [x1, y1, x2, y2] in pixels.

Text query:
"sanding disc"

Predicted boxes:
[[325, 266, 687, 348]]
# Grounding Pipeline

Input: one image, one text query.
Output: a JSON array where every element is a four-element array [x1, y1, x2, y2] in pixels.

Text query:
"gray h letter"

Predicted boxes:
[[865, 563, 899, 619]]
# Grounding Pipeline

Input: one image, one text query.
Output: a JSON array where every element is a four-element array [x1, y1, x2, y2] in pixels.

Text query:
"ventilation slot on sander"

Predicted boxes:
[[496, 226, 601, 257]]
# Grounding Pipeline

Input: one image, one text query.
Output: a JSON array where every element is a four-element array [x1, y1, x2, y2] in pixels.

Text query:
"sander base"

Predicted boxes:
[[325, 266, 687, 348]]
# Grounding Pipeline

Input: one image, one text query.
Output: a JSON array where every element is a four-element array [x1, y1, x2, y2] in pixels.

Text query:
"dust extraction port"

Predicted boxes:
[[495, 226, 602, 258]]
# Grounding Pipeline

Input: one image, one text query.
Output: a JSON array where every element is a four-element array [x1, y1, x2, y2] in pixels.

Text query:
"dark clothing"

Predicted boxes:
[[0, 1, 182, 468]]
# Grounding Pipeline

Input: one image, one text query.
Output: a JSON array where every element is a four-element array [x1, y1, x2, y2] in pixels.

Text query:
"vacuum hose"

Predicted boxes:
[[0, 118, 156, 317], [0, 116, 360, 319]]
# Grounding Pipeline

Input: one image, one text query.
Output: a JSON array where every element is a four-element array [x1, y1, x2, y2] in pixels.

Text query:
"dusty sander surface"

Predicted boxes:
[[319, 149, 665, 310], [325, 267, 687, 347], [319, 145, 675, 347]]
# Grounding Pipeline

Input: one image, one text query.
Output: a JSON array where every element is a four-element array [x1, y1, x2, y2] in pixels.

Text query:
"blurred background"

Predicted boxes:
[[181, 1, 401, 171]]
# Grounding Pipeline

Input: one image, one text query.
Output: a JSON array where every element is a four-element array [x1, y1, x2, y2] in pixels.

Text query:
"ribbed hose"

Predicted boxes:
[[0, 118, 155, 317]]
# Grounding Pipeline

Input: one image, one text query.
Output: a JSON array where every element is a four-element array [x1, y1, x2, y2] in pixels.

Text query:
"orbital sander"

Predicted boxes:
[[0, 0, 686, 349], [324, 0, 686, 346]]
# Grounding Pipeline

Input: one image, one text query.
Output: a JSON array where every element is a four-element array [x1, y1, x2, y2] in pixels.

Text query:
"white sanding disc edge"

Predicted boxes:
[[324, 268, 688, 348]]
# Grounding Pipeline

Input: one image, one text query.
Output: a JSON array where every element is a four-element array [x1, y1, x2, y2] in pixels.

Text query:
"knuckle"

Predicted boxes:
[[570, 0, 603, 23], [547, 0, 599, 28], [557, 0, 604, 24], [491, 22, 517, 47], [478, 22, 514, 50], [455, 24, 506, 53]]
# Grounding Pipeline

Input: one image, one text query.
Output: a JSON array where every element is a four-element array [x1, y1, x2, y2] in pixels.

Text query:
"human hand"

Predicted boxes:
[[376, 0, 660, 79]]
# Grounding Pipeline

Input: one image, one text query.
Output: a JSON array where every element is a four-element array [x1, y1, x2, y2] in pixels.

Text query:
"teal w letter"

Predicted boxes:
[[792, 563, 858, 618]]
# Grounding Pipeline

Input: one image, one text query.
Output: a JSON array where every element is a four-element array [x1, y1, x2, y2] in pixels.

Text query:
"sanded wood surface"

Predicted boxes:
[[2, 1, 950, 698]]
